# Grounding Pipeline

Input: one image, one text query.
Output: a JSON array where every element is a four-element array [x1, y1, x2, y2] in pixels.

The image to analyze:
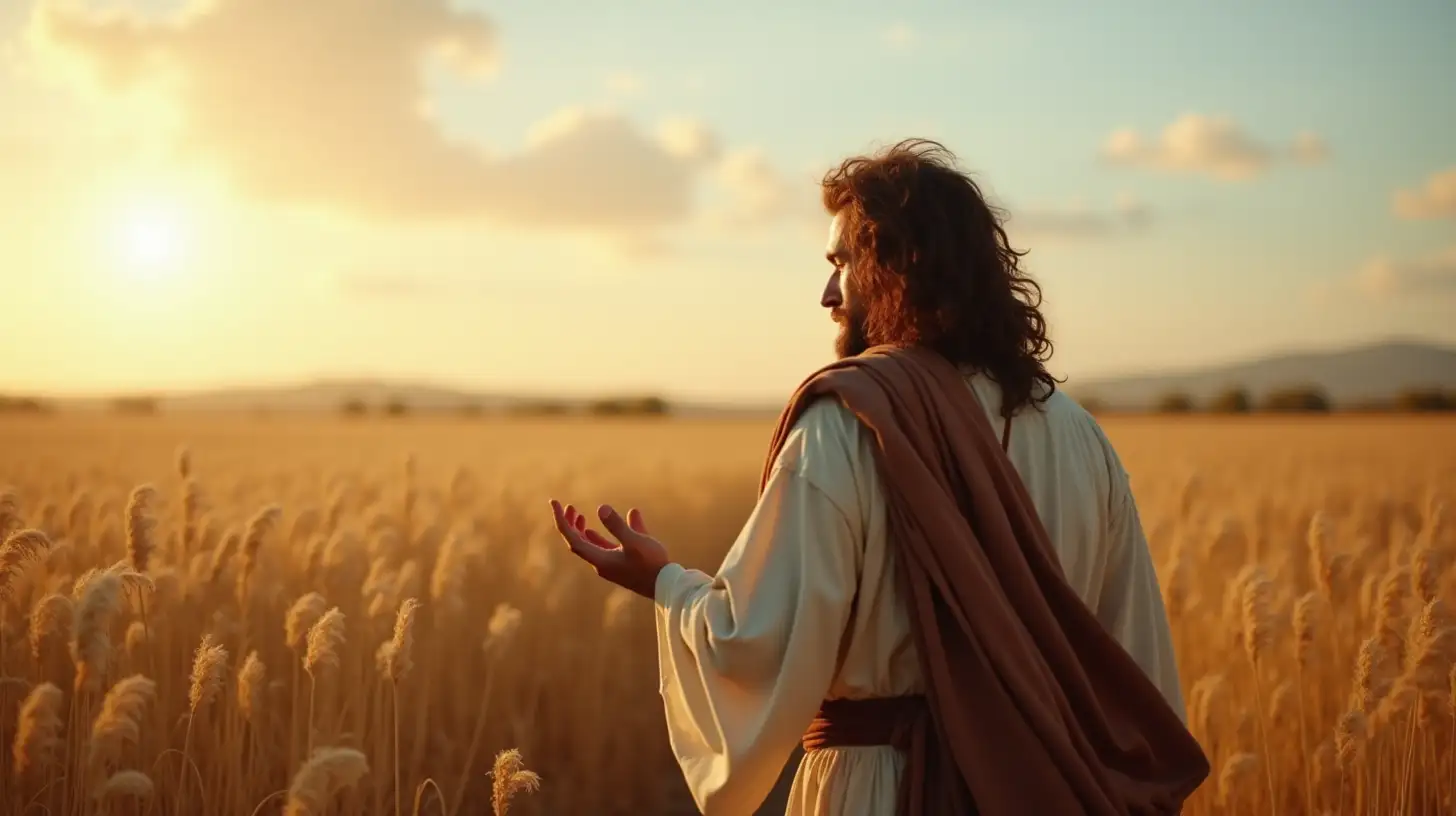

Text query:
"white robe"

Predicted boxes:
[[653, 373, 1187, 816]]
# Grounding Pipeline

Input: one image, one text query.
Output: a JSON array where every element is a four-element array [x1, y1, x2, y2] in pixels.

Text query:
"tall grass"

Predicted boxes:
[[0, 413, 1451, 814]]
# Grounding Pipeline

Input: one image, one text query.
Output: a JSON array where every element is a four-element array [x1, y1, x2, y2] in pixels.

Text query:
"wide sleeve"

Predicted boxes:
[[1096, 477, 1189, 724], [653, 402, 863, 815]]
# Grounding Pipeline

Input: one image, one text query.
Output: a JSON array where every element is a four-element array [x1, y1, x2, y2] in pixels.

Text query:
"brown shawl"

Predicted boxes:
[[760, 345, 1209, 815]]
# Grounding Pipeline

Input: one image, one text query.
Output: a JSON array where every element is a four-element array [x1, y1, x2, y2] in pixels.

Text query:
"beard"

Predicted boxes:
[[833, 308, 871, 359]]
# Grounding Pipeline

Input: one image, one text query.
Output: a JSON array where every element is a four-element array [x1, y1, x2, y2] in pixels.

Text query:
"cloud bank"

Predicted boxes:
[[1351, 247, 1456, 299], [1010, 194, 1152, 240], [1394, 168, 1456, 221], [25, 0, 809, 236], [1102, 114, 1327, 181]]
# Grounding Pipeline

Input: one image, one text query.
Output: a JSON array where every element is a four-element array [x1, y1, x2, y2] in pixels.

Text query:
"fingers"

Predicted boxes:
[[598, 504, 648, 551], [628, 508, 649, 535], [551, 500, 617, 569], [551, 501, 596, 552], [561, 503, 587, 533]]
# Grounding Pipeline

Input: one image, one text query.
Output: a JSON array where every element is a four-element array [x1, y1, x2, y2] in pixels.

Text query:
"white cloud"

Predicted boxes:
[[1010, 194, 1152, 240], [22, 0, 788, 240], [1102, 114, 1328, 181], [1352, 247, 1456, 299], [1394, 167, 1456, 220], [656, 117, 722, 164], [710, 149, 819, 228]]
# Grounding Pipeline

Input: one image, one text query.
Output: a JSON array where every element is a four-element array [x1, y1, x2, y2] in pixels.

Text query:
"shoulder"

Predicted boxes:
[[1040, 389, 1132, 486], [772, 396, 865, 480]]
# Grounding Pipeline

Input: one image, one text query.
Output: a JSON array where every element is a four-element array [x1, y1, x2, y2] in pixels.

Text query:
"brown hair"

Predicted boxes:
[[821, 138, 1058, 418]]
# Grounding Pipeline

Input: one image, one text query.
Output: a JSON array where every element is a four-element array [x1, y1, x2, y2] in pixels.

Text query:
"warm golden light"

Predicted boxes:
[[112, 197, 192, 282]]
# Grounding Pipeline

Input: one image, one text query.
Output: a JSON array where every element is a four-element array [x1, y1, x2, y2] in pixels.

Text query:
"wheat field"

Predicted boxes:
[[0, 413, 1453, 815]]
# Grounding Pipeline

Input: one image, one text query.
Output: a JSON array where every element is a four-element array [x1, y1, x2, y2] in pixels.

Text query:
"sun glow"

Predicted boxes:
[[113, 198, 193, 282]]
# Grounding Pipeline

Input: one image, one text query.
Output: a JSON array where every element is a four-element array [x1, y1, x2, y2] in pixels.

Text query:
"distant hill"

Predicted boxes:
[[1070, 338, 1456, 411], [17, 338, 1456, 418], [46, 378, 772, 418], [162, 379, 507, 414]]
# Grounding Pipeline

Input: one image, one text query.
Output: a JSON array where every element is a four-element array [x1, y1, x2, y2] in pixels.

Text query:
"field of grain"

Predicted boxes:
[[0, 413, 1453, 815]]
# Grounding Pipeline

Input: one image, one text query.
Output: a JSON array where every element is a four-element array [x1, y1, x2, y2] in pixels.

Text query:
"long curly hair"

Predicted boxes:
[[821, 138, 1059, 418]]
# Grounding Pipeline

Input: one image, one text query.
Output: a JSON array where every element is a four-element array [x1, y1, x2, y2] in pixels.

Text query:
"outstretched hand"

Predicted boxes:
[[550, 500, 671, 600]]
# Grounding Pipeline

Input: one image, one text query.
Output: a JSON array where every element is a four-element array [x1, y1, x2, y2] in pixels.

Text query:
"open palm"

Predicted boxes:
[[550, 500, 671, 599]]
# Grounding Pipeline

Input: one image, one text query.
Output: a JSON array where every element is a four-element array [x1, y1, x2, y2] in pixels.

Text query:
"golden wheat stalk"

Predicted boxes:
[[303, 606, 345, 756], [123, 484, 157, 574], [490, 748, 541, 816]]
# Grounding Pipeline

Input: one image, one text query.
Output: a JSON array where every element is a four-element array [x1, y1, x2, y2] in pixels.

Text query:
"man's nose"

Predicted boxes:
[[821, 271, 842, 309]]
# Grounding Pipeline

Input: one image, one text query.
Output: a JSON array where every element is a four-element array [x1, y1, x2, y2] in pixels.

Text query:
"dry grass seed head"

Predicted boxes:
[[207, 527, 240, 584], [94, 769, 154, 801], [304, 607, 346, 675], [377, 597, 420, 683], [1412, 542, 1443, 604], [1239, 566, 1274, 665], [238, 650, 265, 723], [1, 528, 52, 600], [12, 681, 64, 775], [1217, 752, 1259, 805], [124, 621, 150, 658], [71, 572, 125, 693], [0, 490, 20, 538], [284, 746, 370, 816], [189, 633, 229, 712], [1336, 708, 1367, 768], [29, 592, 74, 660], [123, 485, 157, 574], [429, 532, 463, 609], [1374, 567, 1411, 644], [285, 592, 329, 651], [484, 603, 523, 656], [491, 748, 542, 816], [87, 675, 157, 780]]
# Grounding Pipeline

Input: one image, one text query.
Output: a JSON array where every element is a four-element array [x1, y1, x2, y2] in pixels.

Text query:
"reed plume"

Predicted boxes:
[[490, 748, 541, 816], [304, 607, 345, 756], [284, 746, 370, 816], [12, 681, 63, 775], [188, 633, 228, 713], [238, 650, 265, 723], [377, 597, 420, 683], [304, 607, 346, 676], [86, 675, 156, 782], [29, 592, 74, 660], [71, 571, 125, 693], [0, 528, 50, 599], [94, 769, 154, 802], [123, 485, 156, 574], [236, 505, 281, 606], [286, 592, 329, 651]]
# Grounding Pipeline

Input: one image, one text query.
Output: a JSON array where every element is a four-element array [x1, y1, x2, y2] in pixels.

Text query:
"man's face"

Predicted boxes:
[[822, 211, 870, 358]]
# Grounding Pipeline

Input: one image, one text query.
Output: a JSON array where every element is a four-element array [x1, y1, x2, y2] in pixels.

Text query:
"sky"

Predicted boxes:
[[1, 0, 1453, 405]]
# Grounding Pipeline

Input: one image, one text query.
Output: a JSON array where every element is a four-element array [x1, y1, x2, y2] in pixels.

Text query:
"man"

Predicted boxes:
[[550, 139, 1208, 815]]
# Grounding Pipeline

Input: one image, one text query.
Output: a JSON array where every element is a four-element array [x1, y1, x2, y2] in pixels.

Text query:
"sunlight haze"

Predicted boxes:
[[2, 0, 1454, 405]]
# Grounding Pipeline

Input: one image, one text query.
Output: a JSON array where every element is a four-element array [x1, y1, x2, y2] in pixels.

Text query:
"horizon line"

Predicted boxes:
[[2, 332, 1451, 404]]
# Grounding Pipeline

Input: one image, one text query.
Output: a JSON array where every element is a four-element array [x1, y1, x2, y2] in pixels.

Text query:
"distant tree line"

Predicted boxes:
[[0, 395, 55, 415], [338, 394, 672, 418], [1079, 385, 1456, 415]]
